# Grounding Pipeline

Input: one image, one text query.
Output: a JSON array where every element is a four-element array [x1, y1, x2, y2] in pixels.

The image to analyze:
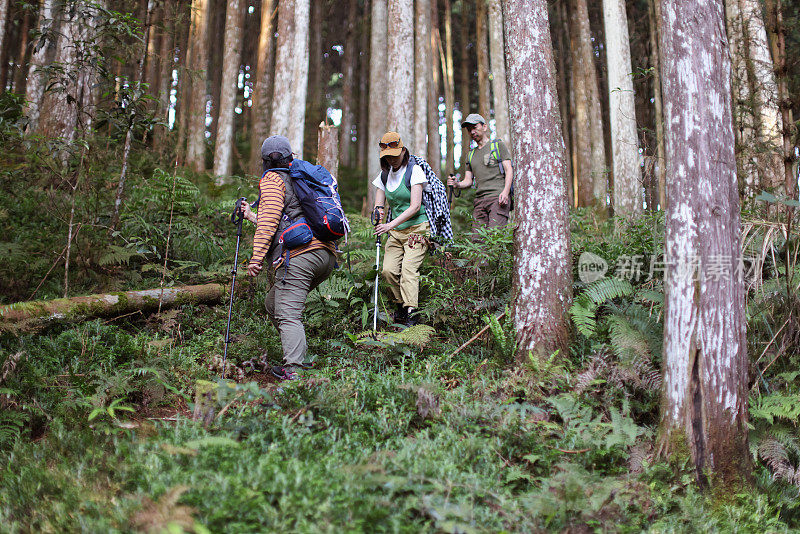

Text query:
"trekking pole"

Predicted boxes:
[[447, 174, 461, 204], [370, 206, 383, 332], [222, 197, 247, 380]]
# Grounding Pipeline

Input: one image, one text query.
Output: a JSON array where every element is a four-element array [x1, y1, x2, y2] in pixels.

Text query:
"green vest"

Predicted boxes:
[[386, 175, 427, 231]]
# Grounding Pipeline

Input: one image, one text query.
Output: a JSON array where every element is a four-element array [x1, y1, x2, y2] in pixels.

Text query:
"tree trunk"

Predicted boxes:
[[458, 0, 471, 173], [144, 3, 162, 97], [154, 2, 177, 151], [487, 0, 509, 144], [24, 0, 57, 131], [649, 0, 666, 210], [185, 0, 211, 172], [443, 0, 455, 176], [12, 5, 32, 95], [339, 0, 358, 167], [0, 283, 229, 331], [207, 0, 226, 146], [386, 0, 413, 144], [657, 0, 751, 489], [475, 0, 489, 119], [413, 0, 430, 155], [0, 0, 11, 91], [556, 0, 574, 206], [250, 0, 276, 171], [569, 0, 607, 213], [367, 0, 388, 210], [603, 0, 642, 221], [504, 0, 572, 360], [762, 0, 795, 198], [271, 0, 310, 158], [212, 0, 245, 180], [428, 0, 443, 174], [317, 123, 339, 180], [356, 5, 370, 171]]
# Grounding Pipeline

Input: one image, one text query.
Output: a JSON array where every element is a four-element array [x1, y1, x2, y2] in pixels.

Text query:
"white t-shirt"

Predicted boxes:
[[372, 164, 428, 192]]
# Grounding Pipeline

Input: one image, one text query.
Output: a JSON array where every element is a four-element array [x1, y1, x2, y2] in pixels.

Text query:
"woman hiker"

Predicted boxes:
[[372, 131, 429, 327]]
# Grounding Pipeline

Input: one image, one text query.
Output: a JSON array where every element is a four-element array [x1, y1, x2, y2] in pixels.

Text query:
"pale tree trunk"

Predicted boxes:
[[427, 1, 442, 173], [569, 0, 607, 213], [24, 0, 57, 131], [413, 0, 430, 154], [0, 0, 10, 89], [443, 0, 456, 176], [271, 0, 310, 158], [250, 0, 276, 171], [367, 0, 387, 210], [739, 0, 784, 194], [458, 1, 470, 173], [726, 0, 760, 200], [386, 0, 413, 144], [649, 0, 666, 210], [317, 123, 339, 180], [154, 2, 176, 150], [657, 0, 750, 488], [762, 0, 796, 198], [13, 7, 33, 95], [603, 0, 642, 220], [185, 0, 211, 172], [475, 0, 489, 118], [339, 0, 358, 166], [487, 0, 509, 144], [212, 0, 245, 180], [504, 0, 572, 360], [356, 6, 370, 171]]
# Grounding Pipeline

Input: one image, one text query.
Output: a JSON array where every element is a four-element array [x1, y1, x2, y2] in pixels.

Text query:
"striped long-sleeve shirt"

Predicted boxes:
[[249, 171, 336, 268]]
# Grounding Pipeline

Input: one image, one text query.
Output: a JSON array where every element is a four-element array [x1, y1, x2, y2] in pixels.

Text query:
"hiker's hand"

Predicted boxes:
[[247, 261, 262, 277], [499, 191, 510, 207], [374, 222, 392, 236], [240, 202, 256, 223], [447, 175, 458, 188]]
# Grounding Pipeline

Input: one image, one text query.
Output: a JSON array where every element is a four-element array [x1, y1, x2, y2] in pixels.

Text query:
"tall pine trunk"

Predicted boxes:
[[271, 0, 310, 158], [250, 0, 276, 171], [413, 0, 430, 155], [428, 1, 443, 174], [386, 0, 413, 143], [339, 0, 358, 167], [185, 0, 211, 172], [569, 0, 606, 213], [24, 0, 57, 131], [212, 0, 245, 180], [367, 0, 387, 209], [458, 1, 470, 173], [603, 0, 641, 220], [487, 0, 509, 144], [649, 0, 666, 210], [504, 0, 572, 360], [657, 0, 751, 489], [475, 0, 489, 118], [443, 0, 455, 176]]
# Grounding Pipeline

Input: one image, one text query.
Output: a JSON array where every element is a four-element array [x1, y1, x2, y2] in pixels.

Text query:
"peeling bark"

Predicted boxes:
[[475, 0, 489, 118], [339, 0, 358, 167], [603, 0, 642, 220], [413, 0, 430, 154], [657, 0, 751, 488], [504, 0, 572, 360], [317, 122, 339, 181], [386, 0, 413, 144], [443, 0, 456, 175], [212, 0, 245, 180], [185, 0, 211, 172], [487, 0, 509, 145], [250, 0, 276, 171], [23, 0, 57, 130], [367, 0, 387, 210], [427, 1, 443, 174]]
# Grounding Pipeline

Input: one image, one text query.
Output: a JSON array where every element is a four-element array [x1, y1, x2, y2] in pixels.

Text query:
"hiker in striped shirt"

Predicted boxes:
[[240, 136, 337, 381]]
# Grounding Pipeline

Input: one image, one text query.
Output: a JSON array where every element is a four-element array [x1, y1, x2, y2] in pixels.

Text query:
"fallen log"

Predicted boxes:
[[0, 282, 230, 331]]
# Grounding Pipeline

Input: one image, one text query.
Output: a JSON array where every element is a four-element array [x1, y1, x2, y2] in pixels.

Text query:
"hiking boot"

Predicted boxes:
[[270, 365, 299, 381], [295, 360, 314, 370], [392, 304, 407, 325], [404, 307, 419, 327]]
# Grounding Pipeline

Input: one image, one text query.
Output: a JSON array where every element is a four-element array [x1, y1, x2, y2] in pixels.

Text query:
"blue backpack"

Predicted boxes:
[[256, 160, 350, 250]]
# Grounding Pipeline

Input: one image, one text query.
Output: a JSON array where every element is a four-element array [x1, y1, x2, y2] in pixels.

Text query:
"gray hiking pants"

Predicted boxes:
[[265, 248, 337, 366]]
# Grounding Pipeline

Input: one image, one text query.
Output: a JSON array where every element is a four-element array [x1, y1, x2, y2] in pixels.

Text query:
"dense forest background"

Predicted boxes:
[[2, 0, 800, 531]]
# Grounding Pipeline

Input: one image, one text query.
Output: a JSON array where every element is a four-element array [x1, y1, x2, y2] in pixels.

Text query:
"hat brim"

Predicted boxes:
[[380, 147, 403, 158], [461, 120, 482, 128]]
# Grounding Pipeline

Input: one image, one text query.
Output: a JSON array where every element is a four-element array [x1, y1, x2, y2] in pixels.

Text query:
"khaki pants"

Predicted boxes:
[[472, 195, 510, 233], [265, 248, 337, 366], [382, 221, 429, 308]]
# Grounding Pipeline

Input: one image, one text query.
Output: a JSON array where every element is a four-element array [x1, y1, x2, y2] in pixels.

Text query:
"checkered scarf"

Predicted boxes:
[[410, 154, 453, 245]]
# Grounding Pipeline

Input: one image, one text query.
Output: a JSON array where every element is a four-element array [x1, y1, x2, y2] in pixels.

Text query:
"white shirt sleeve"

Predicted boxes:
[[372, 172, 385, 191], [409, 166, 427, 187]]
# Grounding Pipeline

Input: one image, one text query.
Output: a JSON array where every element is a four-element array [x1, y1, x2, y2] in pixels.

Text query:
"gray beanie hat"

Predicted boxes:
[[260, 135, 292, 160]]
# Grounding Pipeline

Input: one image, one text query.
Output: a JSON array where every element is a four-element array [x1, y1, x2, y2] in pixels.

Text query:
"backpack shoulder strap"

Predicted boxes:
[[403, 159, 416, 190], [492, 140, 505, 176], [380, 168, 389, 187], [468, 147, 475, 166]]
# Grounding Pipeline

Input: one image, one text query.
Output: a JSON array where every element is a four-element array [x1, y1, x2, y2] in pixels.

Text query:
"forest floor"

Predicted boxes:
[[1, 160, 799, 532]]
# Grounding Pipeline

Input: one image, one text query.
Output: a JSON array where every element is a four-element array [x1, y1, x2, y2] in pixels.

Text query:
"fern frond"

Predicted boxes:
[[582, 277, 634, 306]]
